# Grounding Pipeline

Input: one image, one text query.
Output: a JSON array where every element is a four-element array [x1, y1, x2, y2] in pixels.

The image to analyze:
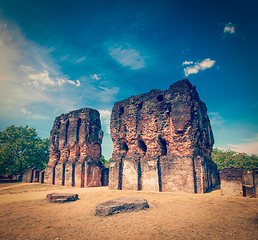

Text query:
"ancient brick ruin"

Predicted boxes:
[[22, 168, 44, 183], [109, 79, 219, 193], [22, 168, 39, 183], [220, 167, 258, 197], [44, 108, 104, 187]]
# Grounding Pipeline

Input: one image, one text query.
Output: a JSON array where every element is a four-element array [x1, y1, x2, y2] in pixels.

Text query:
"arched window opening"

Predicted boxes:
[[157, 94, 163, 102], [122, 142, 129, 152], [158, 136, 167, 156], [138, 140, 147, 154], [119, 107, 124, 117]]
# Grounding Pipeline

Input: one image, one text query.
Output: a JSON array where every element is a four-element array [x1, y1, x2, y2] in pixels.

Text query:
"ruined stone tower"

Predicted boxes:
[[109, 79, 218, 193], [44, 108, 103, 187]]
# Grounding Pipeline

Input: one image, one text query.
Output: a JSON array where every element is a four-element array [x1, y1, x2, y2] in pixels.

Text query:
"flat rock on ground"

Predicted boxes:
[[46, 193, 79, 203], [95, 197, 149, 216]]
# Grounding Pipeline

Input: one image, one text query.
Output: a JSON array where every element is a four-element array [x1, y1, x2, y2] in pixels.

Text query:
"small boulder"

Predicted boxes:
[[46, 193, 79, 203], [95, 197, 149, 216]]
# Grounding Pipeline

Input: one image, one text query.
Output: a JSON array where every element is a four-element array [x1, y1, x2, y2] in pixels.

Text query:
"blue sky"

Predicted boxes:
[[0, 0, 257, 159]]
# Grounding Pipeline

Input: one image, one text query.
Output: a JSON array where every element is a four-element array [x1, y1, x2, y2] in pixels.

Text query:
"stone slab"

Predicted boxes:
[[95, 197, 149, 216], [46, 193, 79, 203]]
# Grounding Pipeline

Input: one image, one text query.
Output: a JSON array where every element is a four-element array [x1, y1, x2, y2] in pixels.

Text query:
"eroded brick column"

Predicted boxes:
[[43, 108, 103, 187]]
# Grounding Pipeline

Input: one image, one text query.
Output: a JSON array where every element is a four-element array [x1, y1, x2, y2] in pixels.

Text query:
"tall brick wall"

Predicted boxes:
[[220, 167, 243, 196], [109, 79, 219, 193], [44, 108, 103, 187], [220, 167, 258, 198]]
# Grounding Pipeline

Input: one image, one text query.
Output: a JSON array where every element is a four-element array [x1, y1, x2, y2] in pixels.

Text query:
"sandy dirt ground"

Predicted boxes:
[[0, 183, 109, 204], [0, 183, 257, 240]]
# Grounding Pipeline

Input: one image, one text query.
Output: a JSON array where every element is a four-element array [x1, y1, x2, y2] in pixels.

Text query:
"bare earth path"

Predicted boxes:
[[0, 183, 257, 239]]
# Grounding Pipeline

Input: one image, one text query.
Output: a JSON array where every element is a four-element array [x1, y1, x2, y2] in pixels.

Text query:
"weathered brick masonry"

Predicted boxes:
[[22, 168, 42, 183], [220, 167, 258, 197], [44, 108, 103, 187], [109, 79, 219, 193]]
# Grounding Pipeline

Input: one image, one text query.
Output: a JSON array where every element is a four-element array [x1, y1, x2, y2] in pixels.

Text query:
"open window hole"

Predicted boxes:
[[119, 107, 124, 117], [157, 95, 163, 102], [122, 142, 129, 152], [138, 140, 147, 154], [158, 136, 167, 156]]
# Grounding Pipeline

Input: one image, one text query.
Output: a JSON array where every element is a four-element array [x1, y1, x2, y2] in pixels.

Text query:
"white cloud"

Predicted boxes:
[[109, 45, 146, 70], [20, 108, 31, 115], [20, 65, 35, 72], [20, 108, 50, 119], [0, 22, 77, 117], [99, 110, 111, 134], [75, 56, 85, 63], [91, 74, 101, 80], [75, 80, 80, 87], [228, 142, 258, 155], [183, 58, 216, 77], [183, 61, 193, 65], [28, 70, 55, 90], [199, 58, 216, 70], [208, 112, 225, 126], [82, 75, 119, 103], [57, 77, 81, 87], [224, 22, 235, 34], [227, 134, 258, 155], [24, 69, 81, 90]]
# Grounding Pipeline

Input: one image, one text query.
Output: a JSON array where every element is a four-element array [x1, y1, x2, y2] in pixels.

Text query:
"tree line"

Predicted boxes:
[[0, 125, 258, 175], [212, 147, 258, 171], [0, 125, 49, 175]]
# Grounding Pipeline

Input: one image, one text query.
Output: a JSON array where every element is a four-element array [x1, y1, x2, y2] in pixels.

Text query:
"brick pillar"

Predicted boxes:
[[39, 171, 44, 183], [44, 166, 55, 185], [64, 162, 74, 187], [74, 162, 84, 187], [55, 163, 65, 186], [108, 158, 122, 190]]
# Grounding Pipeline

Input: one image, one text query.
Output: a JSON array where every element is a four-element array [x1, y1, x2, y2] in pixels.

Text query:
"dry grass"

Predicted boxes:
[[0, 183, 73, 195], [0, 183, 257, 239]]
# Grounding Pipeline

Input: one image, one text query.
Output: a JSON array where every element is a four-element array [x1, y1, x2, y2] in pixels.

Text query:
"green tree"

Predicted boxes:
[[105, 158, 112, 168], [99, 155, 112, 168], [99, 155, 106, 165], [212, 147, 258, 171], [0, 125, 49, 175]]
